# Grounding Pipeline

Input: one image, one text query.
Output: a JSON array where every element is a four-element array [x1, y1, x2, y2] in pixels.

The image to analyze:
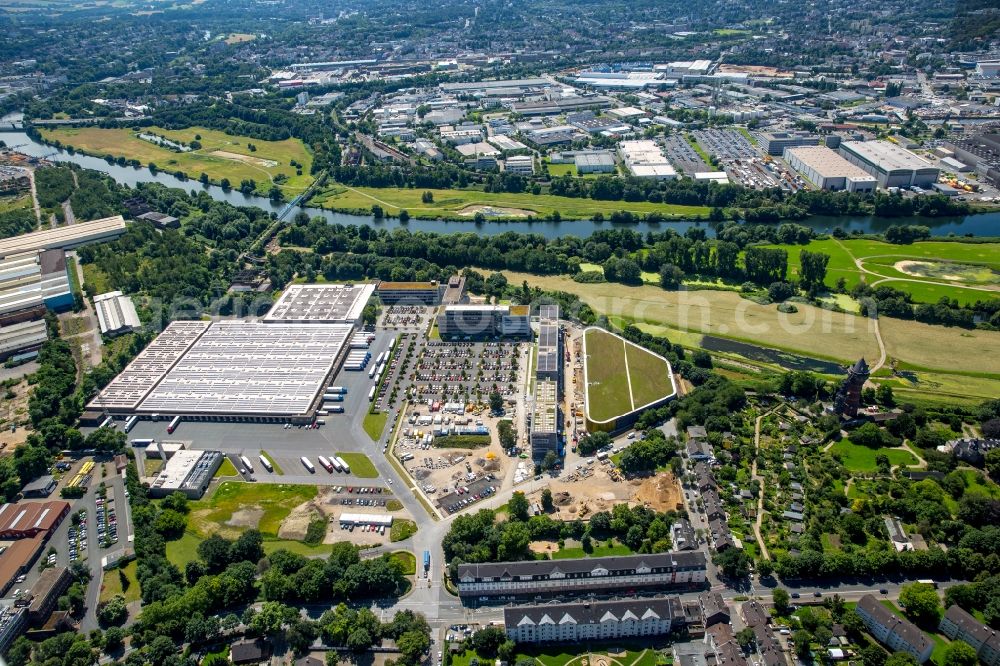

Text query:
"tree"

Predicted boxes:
[[397, 629, 430, 665], [104, 626, 125, 653], [508, 492, 530, 521], [736, 627, 757, 648], [97, 595, 128, 627], [541, 488, 554, 512], [884, 654, 918, 666], [715, 548, 751, 578], [659, 263, 684, 290], [249, 601, 299, 637], [773, 588, 791, 615], [985, 448, 1000, 478], [489, 391, 504, 414], [942, 642, 978, 666], [541, 450, 559, 471], [899, 583, 941, 626], [799, 250, 831, 292], [792, 629, 812, 658], [578, 431, 611, 455]]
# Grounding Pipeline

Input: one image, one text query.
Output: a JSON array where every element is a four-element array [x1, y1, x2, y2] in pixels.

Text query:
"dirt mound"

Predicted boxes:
[[457, 204, 534, 218], [553, 491, 573, 506], [227, 508, 264, 528], [634, 471, 683, 512]]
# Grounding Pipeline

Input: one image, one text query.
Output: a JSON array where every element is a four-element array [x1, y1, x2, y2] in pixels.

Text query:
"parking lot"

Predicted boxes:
[[692, 128, 758, 160], [662, 134, 710, 174], [380, 305, 434, 331], [407, 340, 523, 404]]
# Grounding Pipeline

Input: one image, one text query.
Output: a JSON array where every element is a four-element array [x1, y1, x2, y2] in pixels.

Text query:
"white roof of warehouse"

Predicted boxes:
[[93, 291, 141, 335], [263, 283, 375, 323]]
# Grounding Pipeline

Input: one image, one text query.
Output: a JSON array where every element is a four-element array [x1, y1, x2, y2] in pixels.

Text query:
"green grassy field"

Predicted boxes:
[[583, 328, 674, 422], [546, 162, 578, 177], [503, 270, 1000, 379], [99, 560, 140, 604], [186, 482, 317, 540], [336, 452, 379, 478], [550, 541, 633, 559], [214, 458, 239, 478], [390, 519, 417, 542], [829, 440, 920, 473], [81, 263, 112, 294], [310, 184, 711, 220], [764, 238, 1000, 306], [0, 193, 32, 214], [39, 126, 314, 196], [363, 412, 388, 441]]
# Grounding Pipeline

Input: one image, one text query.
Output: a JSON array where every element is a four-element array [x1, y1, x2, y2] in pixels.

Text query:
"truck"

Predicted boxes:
[[329, 406, 345, 413], [131, 438, 154, 447], [335, 456, 350, 474], [100, 416, 115, 430], [239, 455, 254, 473], [423, 550, 430, 572], [258, 455, 273, 473], [317, 456, 335, 473], [124, 415, 139, 433], [330, 457, 344, 473], [323, 394, 344, 402], [328, 386, 347, 394], [368, 386, 376, 401], [167, 415, 181, 434], [300, 456, 315, 473]]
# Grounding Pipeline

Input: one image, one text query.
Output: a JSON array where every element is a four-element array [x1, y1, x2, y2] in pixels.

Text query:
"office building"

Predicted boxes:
[[0, 607, 27, 653], [530, 379, 559, 463], [526, 125, 579, 146], [456, 551, 707, 601], [0, 215, 126, 259], [436, 304, 530, 339], [784, 146, 877, 192], [535, 305, 562, 385], [149, 450, 224, 499], [939, 605, 1000, 666], [504, 597, 688, 644], [262, 283, 375, 325], [376, 281, 441, 305], [93, 291, 141, 336], [504, 155, 535, 175], [838, 141, 940, 188], [760, 131, 819, 156], [441, 128, 484, 145], [27, 566, 71, 626], [618, 140, 677, 179], [856, 595, 933, 663]]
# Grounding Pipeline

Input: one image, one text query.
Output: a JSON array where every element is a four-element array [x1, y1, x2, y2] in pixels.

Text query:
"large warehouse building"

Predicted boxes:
[[618, 140, 677, 180], [148, 450, 223, 498], [88, 320, 355, 423], [0, 216, 126, 259], [784, 146, 877, 192], [838, 140, 940, 188]]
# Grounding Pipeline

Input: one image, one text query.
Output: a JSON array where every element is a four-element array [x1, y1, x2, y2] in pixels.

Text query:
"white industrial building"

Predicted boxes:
[[574, 152, 617, 174], [0, 216, 126, 259], [93, 291, 141, 336], [618, 140, 677, 179], [148, 449, 223, 499], [338, 513, 393, 527], [487, 135, 528, 152], [88, 320, 355, 421], [784, 146, 877, 192], [262, 283, 374, 324], [0, 320, 47, 361], [838, 140, 940, 188]]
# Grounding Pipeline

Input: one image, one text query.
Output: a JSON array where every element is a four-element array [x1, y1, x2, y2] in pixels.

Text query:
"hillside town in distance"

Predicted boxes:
[[0, 1, 999, 666]]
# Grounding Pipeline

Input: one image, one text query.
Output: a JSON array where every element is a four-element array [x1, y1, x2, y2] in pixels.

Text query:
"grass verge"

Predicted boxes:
[[336, 452, 379, 478], [390, 519, 417, 542]]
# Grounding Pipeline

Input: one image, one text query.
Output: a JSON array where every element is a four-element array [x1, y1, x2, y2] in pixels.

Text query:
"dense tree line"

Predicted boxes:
[[0, 207, 36, 239], [34, 166, 75, 209], [853, 282, 1000, 329]]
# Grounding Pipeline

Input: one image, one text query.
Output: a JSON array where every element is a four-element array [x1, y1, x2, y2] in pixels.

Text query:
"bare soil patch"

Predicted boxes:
[[210, 150, 279, 168], [633, 471, 683, 512], [457, 204, 534, 218]]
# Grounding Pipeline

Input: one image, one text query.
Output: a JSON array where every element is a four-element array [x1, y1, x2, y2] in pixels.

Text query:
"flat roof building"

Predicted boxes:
[[93, 291, 141, 336], [784, 146, 877, 192], [27, 566, 71, 626], [619, 140, 677, 180], [530, 379, 559, 463], [437, 304, 530, 339], [20, 476, 56, 499], [504, 155, 535, 175], [0, 250, 72, 317], [148, 450, 223, 499], [838, 140, 940, 188], [263, 283, 375, 324], [376, 281, 441, 305], [457, 551, 707, 601], [0, 216, 126, 259], [760, 131, 819, 156], [575, 152, 617, 174], [0, 607, 27, 653], [0, 319, 47, 362]]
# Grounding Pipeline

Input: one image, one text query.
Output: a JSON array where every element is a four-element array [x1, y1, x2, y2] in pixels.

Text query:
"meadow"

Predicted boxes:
[[309, 184, 712, 220], [828, 440, 920, 473], [39, 126, 314, 195], [583, 328, 674, 422], [504, 270, 1000, 377], [765, 238, 1000, 306]]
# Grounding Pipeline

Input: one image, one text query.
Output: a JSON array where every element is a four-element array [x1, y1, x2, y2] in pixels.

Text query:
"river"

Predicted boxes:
[[3, 124, 999, 239]]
